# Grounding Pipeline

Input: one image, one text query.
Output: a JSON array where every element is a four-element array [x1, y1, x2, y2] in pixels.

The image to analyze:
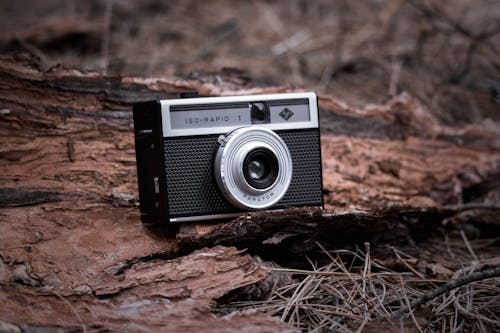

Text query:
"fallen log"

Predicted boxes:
[[0, 53, 499, 331]]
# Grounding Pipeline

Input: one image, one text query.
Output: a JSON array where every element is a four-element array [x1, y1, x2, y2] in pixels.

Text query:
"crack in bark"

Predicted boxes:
[[0, 187, 61, 207]]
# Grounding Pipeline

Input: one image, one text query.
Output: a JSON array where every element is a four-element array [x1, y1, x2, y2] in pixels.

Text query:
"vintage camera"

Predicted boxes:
[[133, 92, 323, 224]]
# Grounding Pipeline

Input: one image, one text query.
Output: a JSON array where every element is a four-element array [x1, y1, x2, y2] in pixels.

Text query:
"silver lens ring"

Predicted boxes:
[[214, 127, 292, 210]]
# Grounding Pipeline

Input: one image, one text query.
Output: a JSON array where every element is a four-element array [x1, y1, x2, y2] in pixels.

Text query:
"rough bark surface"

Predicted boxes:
[[0, 54, 499, 331]]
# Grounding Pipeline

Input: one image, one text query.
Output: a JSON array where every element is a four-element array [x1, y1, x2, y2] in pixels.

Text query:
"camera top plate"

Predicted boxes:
[[159, 92, 318, 137]]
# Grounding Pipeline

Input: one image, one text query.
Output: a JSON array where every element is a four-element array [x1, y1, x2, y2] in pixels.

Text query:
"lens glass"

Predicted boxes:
[[243, 148, 279, 189], [248, 160, 265, 179]]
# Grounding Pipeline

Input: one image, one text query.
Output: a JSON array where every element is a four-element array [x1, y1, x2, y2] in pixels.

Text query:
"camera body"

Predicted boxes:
[[133, 92, 323, 224]]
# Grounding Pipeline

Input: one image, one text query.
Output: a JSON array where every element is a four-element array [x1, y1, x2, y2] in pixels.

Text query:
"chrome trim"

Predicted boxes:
[[169, 206, 324, 223], [170, 212, 243, 223], [214, 127, 293, 210], [160, 92, 318, 137]]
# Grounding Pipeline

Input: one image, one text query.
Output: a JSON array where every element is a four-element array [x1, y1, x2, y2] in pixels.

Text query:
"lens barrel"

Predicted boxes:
[[214, 127, 292, 210]]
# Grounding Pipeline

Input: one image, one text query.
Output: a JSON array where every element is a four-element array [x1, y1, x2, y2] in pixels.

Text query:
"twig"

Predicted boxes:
[[319, 1, 348, 90], [444, 235, 456, 261], [393, 266, 500, 318], [399, 276, 424, 333], [454, 295, 500, 327], [391, 247, 427, 280], [100, 0, 114, 74], [16, 40, 53, 71], [50, 290, 86, 333], [182, 19, 239, 64], [389, 58, 402, 96], [272, 30, 311, 56], [443, 203, 500, 211], [460, 230, 478, 262]]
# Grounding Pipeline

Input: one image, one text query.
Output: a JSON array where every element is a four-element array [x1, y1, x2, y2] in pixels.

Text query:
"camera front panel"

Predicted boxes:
[[163, 129, 322, 220]]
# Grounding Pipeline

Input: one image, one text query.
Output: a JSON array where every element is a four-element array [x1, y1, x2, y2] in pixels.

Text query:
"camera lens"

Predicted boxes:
[[214, 126, 292, 210], [243, 148, 279, 189]]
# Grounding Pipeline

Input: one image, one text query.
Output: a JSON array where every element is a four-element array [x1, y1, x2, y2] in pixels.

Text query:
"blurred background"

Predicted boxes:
[[1, 0, 499, 125]]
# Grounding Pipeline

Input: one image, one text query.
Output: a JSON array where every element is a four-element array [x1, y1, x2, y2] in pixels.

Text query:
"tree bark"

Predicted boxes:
[[0, 54, 499, 331]]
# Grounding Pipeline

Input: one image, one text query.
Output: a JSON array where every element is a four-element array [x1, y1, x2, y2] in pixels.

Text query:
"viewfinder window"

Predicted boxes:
[[250, 101, 270, 124]]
